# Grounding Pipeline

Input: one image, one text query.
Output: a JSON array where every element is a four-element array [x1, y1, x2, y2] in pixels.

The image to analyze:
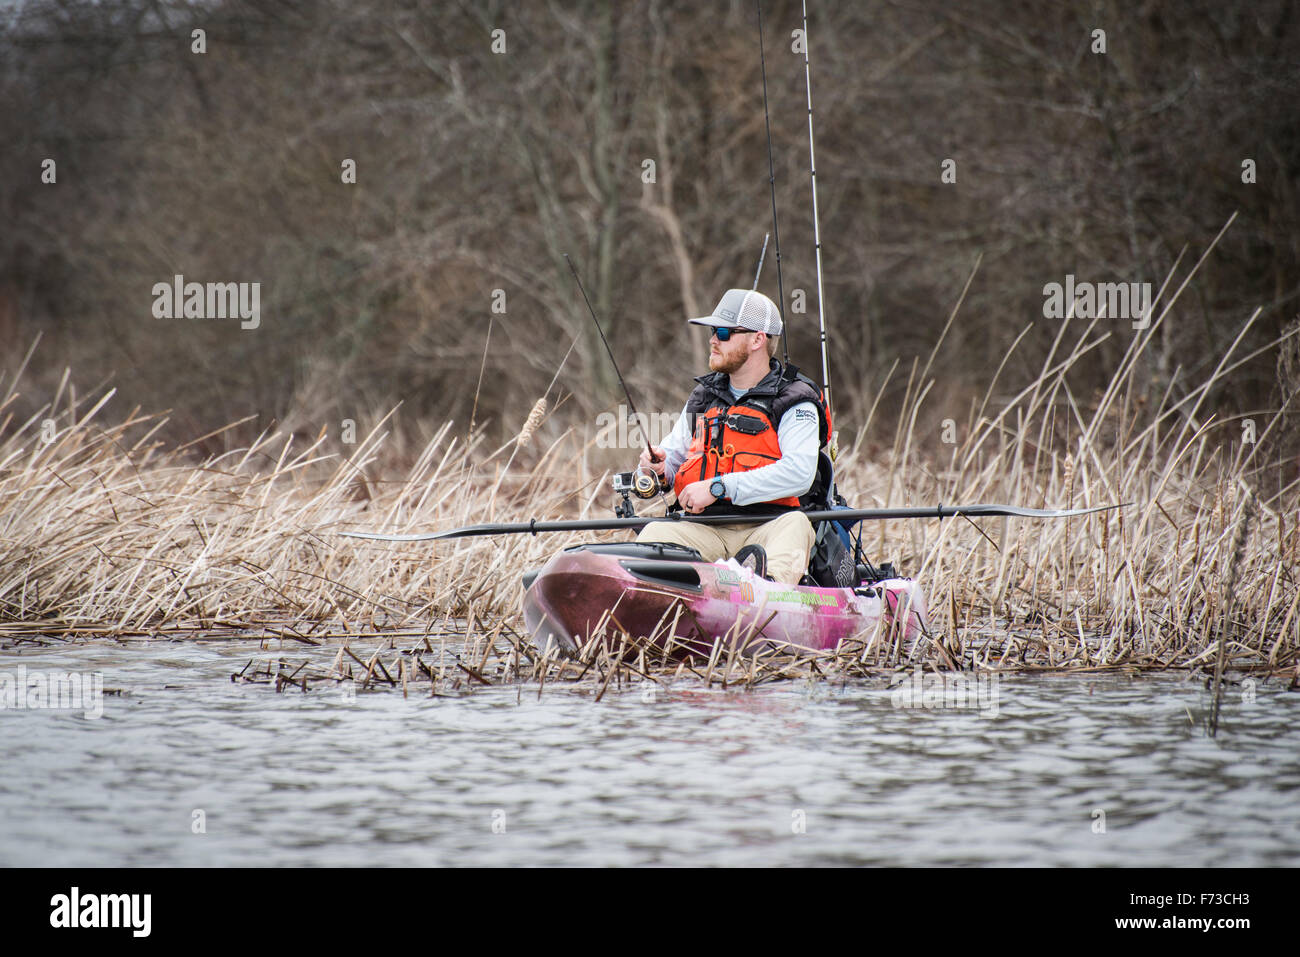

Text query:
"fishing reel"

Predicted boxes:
[[612, 467, 667, 517]]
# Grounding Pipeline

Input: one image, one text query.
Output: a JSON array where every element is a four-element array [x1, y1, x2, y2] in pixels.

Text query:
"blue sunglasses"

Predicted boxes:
[[711, 326, 755, 342]]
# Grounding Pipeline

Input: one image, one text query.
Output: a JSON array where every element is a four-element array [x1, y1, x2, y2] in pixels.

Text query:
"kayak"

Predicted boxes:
[[521, 542, 928, 658]]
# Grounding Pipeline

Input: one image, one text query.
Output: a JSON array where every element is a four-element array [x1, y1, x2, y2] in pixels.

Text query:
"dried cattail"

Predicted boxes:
[[516, 397, 547, 446], [1224, 485, 1255, 585], [1012, 519, 1030, 593]]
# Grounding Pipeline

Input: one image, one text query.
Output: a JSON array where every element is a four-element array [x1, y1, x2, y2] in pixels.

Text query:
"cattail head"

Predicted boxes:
[[517, 398, 547, 446], [1224, 484, 1255, 584], [1014, 520, 1028, 583]]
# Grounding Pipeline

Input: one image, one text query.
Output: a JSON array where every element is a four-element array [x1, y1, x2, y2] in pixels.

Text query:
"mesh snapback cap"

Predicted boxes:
[[688, 289, 783, 336]]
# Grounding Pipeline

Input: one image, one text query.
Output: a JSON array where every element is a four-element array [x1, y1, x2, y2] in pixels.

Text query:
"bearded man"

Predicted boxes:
[[635, 289, 830, 584]]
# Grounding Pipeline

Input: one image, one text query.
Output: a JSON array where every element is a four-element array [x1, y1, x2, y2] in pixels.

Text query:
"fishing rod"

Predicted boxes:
[[339, 502, 1128, 542], [756, 0, 789, 366], [752, 232, 770, 290], [800, 0, 832, 415], [562, 253, 666, 501]]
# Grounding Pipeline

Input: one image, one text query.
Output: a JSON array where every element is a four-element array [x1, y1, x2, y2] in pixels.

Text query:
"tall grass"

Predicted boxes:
[[844, 241, 1300, 676], [1, 286, 1296, 681]]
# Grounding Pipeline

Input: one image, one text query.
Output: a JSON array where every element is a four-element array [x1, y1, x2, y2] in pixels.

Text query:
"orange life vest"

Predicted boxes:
[[673, 360, 831, 514]]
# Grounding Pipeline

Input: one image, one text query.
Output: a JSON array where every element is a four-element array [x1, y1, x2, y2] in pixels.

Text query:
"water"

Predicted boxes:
[[2, 640, 1298, 866]]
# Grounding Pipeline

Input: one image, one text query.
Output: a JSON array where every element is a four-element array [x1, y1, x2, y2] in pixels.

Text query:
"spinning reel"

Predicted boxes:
[[612, 467, 668, 518]]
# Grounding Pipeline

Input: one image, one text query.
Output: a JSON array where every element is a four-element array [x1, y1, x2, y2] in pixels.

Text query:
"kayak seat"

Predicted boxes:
[[798, 451, 836, 510], [734, 543, 770, 580]]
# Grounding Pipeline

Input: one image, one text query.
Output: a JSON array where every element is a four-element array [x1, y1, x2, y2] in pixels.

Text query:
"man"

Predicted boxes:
[[636, 288, 830, 584]]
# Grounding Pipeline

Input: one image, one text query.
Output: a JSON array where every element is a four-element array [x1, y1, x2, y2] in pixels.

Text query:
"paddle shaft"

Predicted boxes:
[[337, 502, 1125, 542]]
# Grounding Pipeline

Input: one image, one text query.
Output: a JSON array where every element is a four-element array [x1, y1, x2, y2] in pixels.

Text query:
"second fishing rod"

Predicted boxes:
[[756, 0, 832, 417]]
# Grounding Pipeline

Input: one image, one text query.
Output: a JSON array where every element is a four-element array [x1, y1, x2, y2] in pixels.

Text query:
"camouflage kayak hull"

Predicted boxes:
[[522, 544, 927, 658]]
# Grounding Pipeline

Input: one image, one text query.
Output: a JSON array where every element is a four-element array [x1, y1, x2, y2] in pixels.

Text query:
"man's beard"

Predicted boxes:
[[709, 348, 747, 375]]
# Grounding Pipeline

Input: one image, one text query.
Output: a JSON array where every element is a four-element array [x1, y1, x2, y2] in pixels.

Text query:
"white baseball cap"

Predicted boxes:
[[688, 288, 783, 336]]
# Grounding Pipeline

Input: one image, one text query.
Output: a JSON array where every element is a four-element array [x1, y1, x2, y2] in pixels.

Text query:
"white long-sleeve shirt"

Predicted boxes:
[[659, 383, 819, 506]]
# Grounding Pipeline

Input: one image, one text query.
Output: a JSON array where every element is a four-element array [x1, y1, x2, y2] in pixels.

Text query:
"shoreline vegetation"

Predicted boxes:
[[6, 2, 1295, 450], [2, 271, 1298, 694]]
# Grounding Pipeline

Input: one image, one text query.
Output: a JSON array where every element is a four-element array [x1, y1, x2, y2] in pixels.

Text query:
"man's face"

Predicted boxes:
[[708, 328, 757, 374]]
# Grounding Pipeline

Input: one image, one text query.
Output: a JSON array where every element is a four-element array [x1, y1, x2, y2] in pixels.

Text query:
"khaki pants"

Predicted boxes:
[[636, 511, 815, 585]]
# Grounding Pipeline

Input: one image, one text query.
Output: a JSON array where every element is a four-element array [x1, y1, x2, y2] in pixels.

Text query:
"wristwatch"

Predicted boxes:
[[709, 478, 727, 500]]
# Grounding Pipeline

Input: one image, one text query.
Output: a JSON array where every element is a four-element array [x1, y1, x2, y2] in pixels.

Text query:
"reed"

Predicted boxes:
[[2, 291, 1297, 690]]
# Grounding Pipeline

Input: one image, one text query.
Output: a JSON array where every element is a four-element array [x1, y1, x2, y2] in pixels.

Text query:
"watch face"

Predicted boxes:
[[710, 480, 726, 498]]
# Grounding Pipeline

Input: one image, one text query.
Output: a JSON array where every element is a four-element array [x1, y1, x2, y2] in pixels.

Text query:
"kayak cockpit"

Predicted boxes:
[[521, 541, 703, 591]]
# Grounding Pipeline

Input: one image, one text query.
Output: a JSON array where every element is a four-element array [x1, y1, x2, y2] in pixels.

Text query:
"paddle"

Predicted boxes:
[[337, 502, 1125, 542]]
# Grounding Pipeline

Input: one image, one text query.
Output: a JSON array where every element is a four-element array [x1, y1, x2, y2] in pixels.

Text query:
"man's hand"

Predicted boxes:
[[639, 445, 667, 477], [677, 479, 717, 514]]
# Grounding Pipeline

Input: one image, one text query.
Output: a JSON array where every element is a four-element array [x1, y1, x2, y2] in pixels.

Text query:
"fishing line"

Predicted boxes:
[[563, 253, 670, 508]]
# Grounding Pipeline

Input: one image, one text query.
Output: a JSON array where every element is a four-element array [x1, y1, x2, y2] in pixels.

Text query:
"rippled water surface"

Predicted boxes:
[[2, 640, 1298, 866]]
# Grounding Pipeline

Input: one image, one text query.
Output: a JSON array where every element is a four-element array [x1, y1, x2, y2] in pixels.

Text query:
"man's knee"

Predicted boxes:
[[766, 510, 815, 548], [749, 511, 815, 584]]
